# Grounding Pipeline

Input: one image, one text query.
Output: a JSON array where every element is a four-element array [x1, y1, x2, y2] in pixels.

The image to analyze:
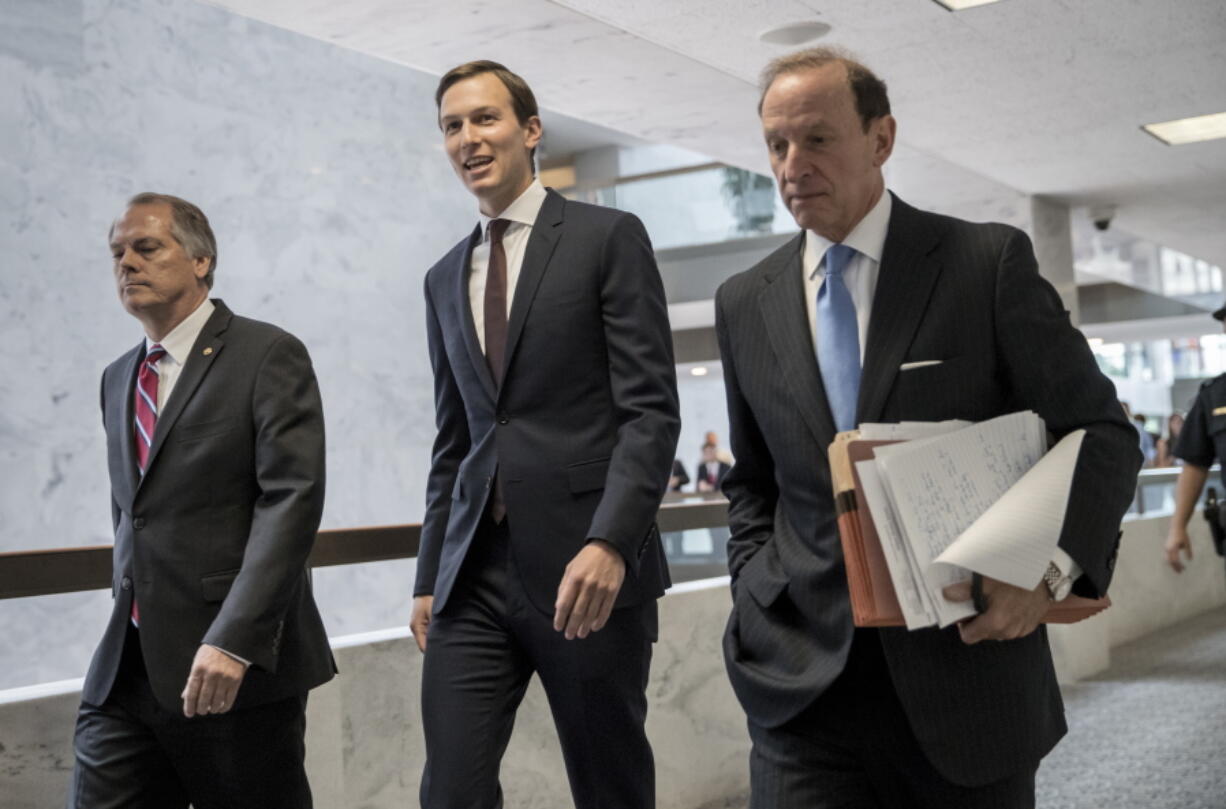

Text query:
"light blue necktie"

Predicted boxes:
[[816, 244, 860, 432]]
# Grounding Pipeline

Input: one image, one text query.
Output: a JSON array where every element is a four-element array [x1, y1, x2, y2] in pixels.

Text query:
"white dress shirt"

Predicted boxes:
[[141, 297, 250, 666], [144, 297, 215, 410], [468, 179, 548, 354], [801, 190, 1081, 586]]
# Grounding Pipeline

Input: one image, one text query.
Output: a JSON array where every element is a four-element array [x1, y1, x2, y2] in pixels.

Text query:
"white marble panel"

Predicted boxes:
[[1047, 514, 1226, 684], [0, 0, 476, 688], [1106, 515, 1226, 648], [334, 581, 748, 809]]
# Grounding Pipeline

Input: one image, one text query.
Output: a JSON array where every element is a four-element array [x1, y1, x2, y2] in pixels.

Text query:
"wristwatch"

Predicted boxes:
[[1042, 561, 1073, 601]]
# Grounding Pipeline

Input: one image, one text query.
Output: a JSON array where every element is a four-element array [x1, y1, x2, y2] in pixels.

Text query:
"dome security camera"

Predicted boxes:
[[1090, 204, 1117, 232]]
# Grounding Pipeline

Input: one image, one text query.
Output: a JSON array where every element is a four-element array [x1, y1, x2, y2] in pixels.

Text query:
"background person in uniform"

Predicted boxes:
[[409, 61, 680, 809], [714, 48, 1140, 808], [70, 193, 335, 808], [1165, 304, 1226, 572]]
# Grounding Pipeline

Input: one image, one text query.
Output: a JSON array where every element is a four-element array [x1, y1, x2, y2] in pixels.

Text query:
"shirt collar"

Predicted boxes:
[[146, 298, 215, 365], [479, 178, 548, 239], [805, 190, 893, 277]]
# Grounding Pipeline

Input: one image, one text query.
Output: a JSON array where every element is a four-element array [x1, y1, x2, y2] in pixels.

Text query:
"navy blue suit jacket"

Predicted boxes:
[[415, 189, 680, 616]]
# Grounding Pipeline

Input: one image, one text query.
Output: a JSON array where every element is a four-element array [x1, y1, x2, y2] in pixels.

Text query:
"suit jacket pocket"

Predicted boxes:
[[201, 569, 240, 603], [176, 416, 236, 443], [567, 457, 610, 494], [739, 540, 788, 609]]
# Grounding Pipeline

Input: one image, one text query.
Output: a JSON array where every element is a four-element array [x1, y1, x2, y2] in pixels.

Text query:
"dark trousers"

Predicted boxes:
[[420, 517, 657, 809], [748, 629, 1036, 809], [69, 623, 311, 809]]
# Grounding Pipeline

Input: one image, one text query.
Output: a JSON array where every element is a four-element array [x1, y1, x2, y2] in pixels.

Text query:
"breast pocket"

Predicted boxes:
[[176, 416, 236, 443], [890, 356, 975, 419]]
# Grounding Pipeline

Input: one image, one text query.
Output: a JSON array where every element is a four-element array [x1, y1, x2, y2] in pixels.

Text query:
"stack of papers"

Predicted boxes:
[[830, 411, 1102, 630]]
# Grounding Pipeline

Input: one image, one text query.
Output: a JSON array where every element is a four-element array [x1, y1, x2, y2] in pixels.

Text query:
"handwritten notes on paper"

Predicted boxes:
[[857, 412, 1084, 628]]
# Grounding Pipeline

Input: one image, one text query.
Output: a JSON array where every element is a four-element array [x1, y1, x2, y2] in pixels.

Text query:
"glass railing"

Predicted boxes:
[[565, 165, 795, 251], [1126, 465, 1217, 518]]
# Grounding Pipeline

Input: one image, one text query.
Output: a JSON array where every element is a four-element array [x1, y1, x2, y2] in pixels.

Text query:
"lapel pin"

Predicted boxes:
[[203, 347, 214, 356]]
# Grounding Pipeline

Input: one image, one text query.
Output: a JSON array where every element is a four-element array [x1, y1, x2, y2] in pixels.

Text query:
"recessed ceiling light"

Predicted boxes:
[[758, 21, 831, 46], [931, 0, 1006, 10], [690, 366, 709, 377], [1142, 112, 1226, 146]]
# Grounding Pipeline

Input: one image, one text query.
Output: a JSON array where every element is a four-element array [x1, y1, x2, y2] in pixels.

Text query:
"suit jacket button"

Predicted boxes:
[[133, 518, 146, 530], [497, 415, 509, 425], [121, 577, 132, 590]]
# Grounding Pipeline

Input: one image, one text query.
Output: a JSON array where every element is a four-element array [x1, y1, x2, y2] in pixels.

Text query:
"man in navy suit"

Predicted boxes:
[[409, 61, 680, 809], [715, 48, 1140, 807]]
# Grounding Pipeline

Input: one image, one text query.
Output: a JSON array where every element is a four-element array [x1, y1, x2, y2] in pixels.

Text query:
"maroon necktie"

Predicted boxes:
[[131, 343, 166, 624], [484, 219, 510, 522], [484, 219, 510, 386]]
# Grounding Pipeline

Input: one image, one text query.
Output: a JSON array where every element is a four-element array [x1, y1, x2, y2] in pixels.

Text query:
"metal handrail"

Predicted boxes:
[[4, 465, 1197, 601], [0, 499, 732, 601]]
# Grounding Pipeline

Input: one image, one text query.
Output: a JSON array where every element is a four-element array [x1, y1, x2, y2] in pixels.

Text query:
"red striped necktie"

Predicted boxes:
[[133, 344, 166, 476], [130, 343, 165, 626]]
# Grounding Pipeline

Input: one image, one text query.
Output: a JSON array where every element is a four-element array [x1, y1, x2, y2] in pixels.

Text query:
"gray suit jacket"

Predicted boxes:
[[716, 194, 1140, 786], [83, 300, 336, 712]]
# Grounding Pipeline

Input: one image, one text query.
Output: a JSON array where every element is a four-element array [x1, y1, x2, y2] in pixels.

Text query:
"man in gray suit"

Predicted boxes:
[[70, 193, 335, 808], [716, 48, 1140, 807]]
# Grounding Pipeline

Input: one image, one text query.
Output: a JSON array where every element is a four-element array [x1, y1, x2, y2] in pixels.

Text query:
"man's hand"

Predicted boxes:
[[554, 540, 626, 640], [1164, 525, 1194, 573], [181, 644, 247, 718], [943, 575, 1049, 645], [411, 595, 434, 652]]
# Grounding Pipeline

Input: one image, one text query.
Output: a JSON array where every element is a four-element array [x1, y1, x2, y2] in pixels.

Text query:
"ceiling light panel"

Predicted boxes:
[[1142, 112, 1226, 146], [931, 0, 1007, 10]]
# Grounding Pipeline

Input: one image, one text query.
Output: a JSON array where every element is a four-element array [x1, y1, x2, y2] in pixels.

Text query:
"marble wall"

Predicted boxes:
[[0, 577, 748, 809], [0, 0, 476, 688]]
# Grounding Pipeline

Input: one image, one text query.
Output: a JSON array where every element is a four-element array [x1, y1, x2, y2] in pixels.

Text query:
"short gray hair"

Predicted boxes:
[[116, 192, 218, 288]]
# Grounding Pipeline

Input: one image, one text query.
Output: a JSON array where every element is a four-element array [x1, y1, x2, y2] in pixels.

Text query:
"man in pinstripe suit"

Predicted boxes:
[[715, 48, 1141, 807]]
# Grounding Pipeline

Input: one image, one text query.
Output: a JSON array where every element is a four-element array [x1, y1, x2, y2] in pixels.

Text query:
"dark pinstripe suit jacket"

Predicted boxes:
[[715, 194, 1141, 786]]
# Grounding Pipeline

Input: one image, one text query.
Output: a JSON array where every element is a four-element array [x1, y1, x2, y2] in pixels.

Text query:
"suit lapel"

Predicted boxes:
[[112, 344, 143, 510], [759, 233, 837, 448], [138, 301, 230, 487], [453, 224, 498, 402], [857, 196, 944, 423], [501, 189, 564, 391]]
